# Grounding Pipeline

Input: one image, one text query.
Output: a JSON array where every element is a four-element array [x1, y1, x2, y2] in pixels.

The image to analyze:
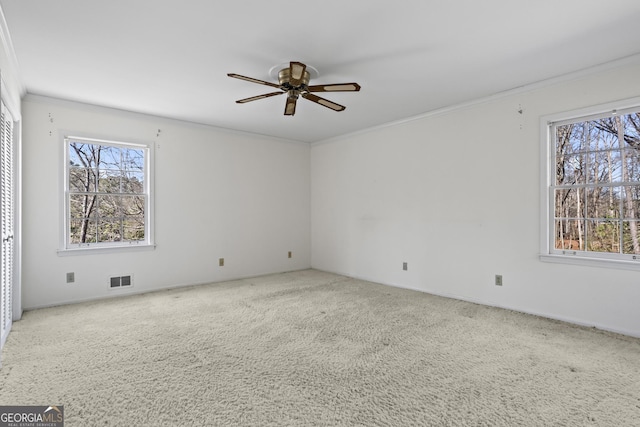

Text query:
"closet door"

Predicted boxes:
[[0, 99, 14, 349]]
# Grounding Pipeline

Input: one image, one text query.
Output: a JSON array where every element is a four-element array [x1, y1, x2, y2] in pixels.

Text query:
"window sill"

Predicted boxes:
[[57, 243, 156, 257], [540, 253, 640, 271]]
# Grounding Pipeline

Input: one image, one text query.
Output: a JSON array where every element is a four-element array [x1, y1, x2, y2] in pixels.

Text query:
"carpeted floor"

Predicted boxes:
[[1, 269, 639, 426]]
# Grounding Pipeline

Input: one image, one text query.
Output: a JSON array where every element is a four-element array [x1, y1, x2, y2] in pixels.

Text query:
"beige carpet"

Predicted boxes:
[[1, 269, 639, 426]]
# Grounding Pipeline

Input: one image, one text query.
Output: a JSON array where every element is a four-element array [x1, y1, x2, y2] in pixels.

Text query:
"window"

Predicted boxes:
[[62, 136, 153, 252], [541, 98, 640, 268]]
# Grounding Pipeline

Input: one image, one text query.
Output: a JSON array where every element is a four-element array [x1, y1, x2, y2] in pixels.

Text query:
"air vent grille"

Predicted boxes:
[[110, 275, 132, 289]]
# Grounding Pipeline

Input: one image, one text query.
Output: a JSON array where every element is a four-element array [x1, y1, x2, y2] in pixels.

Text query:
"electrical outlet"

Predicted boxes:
[[66, 272, 75, 283], [403, 262, 408, 271], [219, 258, 224, 267], [495, 274, 503, 286], [288, 251, 292, 258]]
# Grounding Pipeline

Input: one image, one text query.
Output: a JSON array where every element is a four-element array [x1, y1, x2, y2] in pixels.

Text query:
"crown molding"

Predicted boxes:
[[313, 53, 640, 146], [23, 93, 309, 147]]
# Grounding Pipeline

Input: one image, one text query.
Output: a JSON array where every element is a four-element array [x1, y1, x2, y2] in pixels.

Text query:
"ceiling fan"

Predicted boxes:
[[228, 61, 361, 116]]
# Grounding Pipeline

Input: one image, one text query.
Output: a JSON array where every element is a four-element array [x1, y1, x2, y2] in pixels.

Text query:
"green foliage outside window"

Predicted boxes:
[[555, 113, 640, 255]]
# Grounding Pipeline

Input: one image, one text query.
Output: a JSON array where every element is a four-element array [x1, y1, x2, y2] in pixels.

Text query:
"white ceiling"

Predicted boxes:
[[2, 0, 640, 143]]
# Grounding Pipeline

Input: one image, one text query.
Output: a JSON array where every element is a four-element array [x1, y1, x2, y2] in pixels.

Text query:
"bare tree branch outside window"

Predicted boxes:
[[554, 112, 640, 255], [67, 140, 146, 246]]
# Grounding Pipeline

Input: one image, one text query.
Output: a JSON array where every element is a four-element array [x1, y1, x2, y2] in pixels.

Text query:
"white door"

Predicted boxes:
[[0, 99, 14, 349]]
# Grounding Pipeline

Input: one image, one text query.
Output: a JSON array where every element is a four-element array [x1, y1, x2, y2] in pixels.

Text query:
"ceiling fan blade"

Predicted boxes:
[[301, 93, 346, 112], [307, 83, 361, 92], [227, 73, 281, 89], [284, 96, 298, 116], [236, 91, 284, 104], [288, 62, 307, 87]]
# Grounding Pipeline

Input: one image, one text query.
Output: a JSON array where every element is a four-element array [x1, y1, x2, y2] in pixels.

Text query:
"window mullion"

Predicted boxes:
[[547, 101, 640, 262], [64, 137, 151, 251]]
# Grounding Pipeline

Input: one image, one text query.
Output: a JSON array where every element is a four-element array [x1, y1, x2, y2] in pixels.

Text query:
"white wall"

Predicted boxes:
[[22, 96, 310, 309], [311, 59, 640, 337], [18, 58, 640, 337]]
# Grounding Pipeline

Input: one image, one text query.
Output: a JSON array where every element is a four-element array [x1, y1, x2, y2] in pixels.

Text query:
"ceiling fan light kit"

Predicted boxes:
[[228, 61, 361, 116]]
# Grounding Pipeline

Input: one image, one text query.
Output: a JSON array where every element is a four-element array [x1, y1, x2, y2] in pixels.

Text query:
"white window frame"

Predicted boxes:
[[540, 96, 640, 270], [59, 135, 155, 255]]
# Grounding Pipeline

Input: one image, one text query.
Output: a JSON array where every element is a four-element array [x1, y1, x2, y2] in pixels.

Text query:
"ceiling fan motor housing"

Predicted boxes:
[[278, 67, 310, 88]]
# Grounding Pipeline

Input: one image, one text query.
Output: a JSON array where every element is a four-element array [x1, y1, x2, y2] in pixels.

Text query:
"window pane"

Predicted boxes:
[[69, 142, 99, 168], [97, 169, 123, 193], [68, 146, 83, 167], [122, 195, 145, 216], [621, 186, 640, 219], [122, 171, 144, 193], [69, 194, 98, 219], [555, 188, 585, 219], [622, 221, 640, 254], [69, 167, 97, 192], [555, 219, 584, 251], [69, 219, 83, 244], [123, 149, 144, 171], [99, 145, 121, 170], [586, 150, 622, 184], [96, 194, 121, 219], [556, 123, 586, 154], [123, 195, 145, 241], [69, 218, 97, 244], [584, 186, 620, 220], [586, 220, 619, 253], [556, 153, 586, 185], [588, 123, 617, 152], [622, 113, 640, 140], [123, 219, 144, 241], [98, 219, 122, 242], [623, 149, 640, 181]]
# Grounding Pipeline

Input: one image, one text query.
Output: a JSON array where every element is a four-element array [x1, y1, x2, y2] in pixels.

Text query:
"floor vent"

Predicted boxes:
[[110, 275, 132, 289]]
